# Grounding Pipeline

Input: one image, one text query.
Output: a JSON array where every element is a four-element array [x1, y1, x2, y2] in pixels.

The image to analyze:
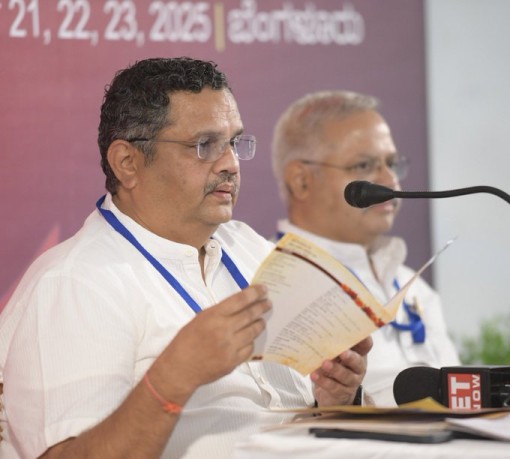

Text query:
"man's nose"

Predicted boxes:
[[374, 160, 400, 189], [214, 143, 240, 174]]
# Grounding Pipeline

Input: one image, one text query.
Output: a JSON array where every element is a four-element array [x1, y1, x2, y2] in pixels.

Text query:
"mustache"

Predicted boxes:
[[204, 172, 239, 196]]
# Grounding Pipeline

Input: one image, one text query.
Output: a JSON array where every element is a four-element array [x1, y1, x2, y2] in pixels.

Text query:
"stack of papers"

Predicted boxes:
[[268, 398, 510, 442]]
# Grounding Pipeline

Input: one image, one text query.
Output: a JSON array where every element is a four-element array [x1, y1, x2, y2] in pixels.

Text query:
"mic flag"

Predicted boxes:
[[344, 181, 510, 208], [393, 365, 510, 410]]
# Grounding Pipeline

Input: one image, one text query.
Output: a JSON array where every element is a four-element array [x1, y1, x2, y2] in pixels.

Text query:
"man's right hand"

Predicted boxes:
[[150, 284, 272, 403]]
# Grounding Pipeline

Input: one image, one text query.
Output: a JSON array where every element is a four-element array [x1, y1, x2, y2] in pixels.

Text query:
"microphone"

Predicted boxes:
[[344, 181, 510, 208], [393, 365, 510, 410]]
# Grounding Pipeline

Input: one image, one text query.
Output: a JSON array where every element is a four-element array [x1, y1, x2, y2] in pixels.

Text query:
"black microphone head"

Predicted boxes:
[[393, 366, 442, 405], [344, 181, 395, 208]]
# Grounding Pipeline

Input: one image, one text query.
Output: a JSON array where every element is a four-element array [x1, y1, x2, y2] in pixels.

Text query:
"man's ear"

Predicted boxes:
[[284, 160, 312, 200], [106, 140, 140, 190]]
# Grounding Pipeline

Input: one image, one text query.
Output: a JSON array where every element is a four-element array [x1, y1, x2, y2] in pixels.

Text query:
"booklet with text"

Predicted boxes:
[[250, 232, 453, 375]]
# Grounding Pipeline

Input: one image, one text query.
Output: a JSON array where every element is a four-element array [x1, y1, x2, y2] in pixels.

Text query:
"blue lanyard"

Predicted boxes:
[[276, 230, 425, 343], [96, 195, 248, 314], [390, 279, 425, 343]]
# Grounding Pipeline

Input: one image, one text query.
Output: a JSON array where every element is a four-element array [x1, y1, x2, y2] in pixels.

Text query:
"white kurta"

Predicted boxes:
[[0, 196, 315, 459]]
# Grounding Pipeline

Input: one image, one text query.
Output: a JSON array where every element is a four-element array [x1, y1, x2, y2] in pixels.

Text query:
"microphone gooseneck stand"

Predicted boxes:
[[344, 180, 510, 208], [394, 186, 510, 204]]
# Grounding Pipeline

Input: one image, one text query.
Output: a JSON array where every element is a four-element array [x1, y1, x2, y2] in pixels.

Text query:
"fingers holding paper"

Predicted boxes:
[[156, 284, 272, 395], [311, 336, 372, 406]]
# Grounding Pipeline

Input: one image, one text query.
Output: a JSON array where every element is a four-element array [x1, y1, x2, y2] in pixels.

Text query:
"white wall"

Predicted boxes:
[[425, 0, 510, 342]]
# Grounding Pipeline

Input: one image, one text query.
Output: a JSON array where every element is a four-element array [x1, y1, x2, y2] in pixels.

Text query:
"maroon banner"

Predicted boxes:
[[0, 0, 429, 310]]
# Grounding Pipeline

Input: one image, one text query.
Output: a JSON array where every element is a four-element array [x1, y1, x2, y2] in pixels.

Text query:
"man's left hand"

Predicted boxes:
[[311, 336, 372, 406]]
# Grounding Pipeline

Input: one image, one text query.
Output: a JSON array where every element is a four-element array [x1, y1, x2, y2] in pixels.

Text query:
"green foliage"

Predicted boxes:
[[458, 314, 510, 365]]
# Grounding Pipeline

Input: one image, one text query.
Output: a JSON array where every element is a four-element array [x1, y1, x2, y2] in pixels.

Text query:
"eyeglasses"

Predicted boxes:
[[301, 155, 409, 180], [127, 134, 256, 163]]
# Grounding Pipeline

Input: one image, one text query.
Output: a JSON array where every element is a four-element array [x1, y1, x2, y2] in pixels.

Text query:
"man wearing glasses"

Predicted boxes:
[[0, 59, 371, 459], [271, 90, 459, 407]]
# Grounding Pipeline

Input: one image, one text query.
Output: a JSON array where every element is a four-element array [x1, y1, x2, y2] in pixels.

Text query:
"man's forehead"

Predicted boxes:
[[323, 110, 384, 135], [169, 88, 236, 109], [323, 112, 395, 154], [166, 88, 242, 129]]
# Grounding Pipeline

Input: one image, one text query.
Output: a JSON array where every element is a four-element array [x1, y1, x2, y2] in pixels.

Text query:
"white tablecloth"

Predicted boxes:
[[231, 427, 510, 459]]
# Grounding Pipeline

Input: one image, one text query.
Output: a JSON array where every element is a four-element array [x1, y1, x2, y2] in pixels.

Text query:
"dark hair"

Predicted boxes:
[[98, 57, 231, 194]]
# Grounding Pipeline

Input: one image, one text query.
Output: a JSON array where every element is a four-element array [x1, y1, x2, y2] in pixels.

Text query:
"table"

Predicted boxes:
[[231, 426, 510, 459]]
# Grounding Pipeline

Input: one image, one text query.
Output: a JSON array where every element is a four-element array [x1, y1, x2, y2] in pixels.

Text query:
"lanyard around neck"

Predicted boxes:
[[96, 195, 248, 314], [390, 279, 425, 343]]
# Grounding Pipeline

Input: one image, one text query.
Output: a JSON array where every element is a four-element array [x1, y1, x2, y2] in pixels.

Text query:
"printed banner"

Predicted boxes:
[[0, 0, 429, 308]]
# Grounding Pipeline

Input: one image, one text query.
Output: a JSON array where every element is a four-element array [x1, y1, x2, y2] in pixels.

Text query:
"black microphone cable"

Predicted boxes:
[[344, 181, 510, 208]]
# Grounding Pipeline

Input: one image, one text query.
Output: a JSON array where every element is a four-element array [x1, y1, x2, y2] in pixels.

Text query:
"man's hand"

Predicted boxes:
[[151, 284, 272, 402], [311, 336, 372, 406]]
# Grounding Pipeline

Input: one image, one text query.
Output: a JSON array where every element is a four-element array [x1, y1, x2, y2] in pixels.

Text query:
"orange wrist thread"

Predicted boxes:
[[143, 373, 183, 414]]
